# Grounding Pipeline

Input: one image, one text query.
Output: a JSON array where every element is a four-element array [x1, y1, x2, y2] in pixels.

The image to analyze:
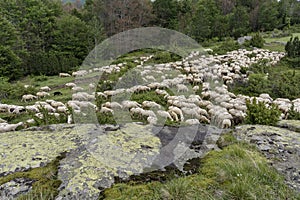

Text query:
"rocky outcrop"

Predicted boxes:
[[234, 122, 300, 192], [0, 123, 224, 200]]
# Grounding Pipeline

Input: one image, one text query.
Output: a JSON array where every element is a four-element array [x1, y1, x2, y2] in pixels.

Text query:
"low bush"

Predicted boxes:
[[285, 36, 300, 58], [212, 38, 240, 55], [245, 98, 281, 126], [249, 33, 265, 48]]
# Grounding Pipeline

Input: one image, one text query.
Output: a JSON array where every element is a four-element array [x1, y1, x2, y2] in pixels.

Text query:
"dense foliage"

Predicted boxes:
[[229, 59, 300, 100], [245, 98, 281, 125], [0, 0, 300, 81]]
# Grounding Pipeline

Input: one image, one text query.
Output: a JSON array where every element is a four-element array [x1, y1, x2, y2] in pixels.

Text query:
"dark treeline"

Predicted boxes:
[[0, 0, 299, 80]]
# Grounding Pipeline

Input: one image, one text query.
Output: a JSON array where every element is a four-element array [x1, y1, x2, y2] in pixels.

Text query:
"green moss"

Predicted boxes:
[[0, 153, 65, 200]]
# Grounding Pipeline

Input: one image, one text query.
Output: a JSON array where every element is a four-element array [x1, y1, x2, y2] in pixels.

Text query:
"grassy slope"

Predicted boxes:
[[103, 132, 300, 200]]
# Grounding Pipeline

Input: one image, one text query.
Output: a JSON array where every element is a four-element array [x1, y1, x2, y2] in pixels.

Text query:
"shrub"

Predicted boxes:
[[245, 98, 281, 126], [250, 33, 265, 48], [285, 36, 300, 58], [287, 104, 300, 120]]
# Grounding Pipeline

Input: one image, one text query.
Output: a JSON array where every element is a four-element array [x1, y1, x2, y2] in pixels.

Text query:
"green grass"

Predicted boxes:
[[0, 153, 65, 200], [264, 33, 300, 43], [102, 133, 300, 200]]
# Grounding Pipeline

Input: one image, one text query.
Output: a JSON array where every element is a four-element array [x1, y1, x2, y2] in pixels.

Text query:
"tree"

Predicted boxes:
[[285, 36, 300, 58], [96, 0, 153, 36], [152, 0, 179, 29], [0, 45, 22, 80], [189, 0, 221, 41], [229, 6, 250, 38]]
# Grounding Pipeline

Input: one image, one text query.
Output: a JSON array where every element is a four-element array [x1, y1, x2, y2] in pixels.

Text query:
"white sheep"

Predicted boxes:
[[221, 118, 231, 129], [169, 106, 184, 121], [59, 73, 71, 77], [65, 82, 77, 88], [185, 119, 200, 125], [100, 107, 114, 114], [102, 102, 123, 109], [122, 100, 141, 109], [147, 116, 158, 124], [157, 110, 173, 121], [72, 86, 84, 92], [0, 122, 23, 133], [21, 94, 37, 102], [177, 84, 189, 93], [40, 86, 51, 92], [36, 91, 50, 99], [142, 101, 161, 110]]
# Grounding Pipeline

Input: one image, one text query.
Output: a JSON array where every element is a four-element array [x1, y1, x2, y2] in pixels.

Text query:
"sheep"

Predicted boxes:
[[142, 101, 162, 110], [196, 115, 210, 123], [89, 83, 95, 91], [10, 106, 26, 114], [0, 122, 23, 133], [59, 73, 71, 77], [100, 107, 114, 115], [147, 116, 158, 124], [57, 106, 68, 113], [39, 104, 56, 113], [40, 86, 51, 92], [122, 100, 141, 109], [221, 118, 231, 129], [102, 102, 123, 109], [72, 86, 84, 92], [36, 91, 50, 99], [65, 82, 77, 88], [95, 92, 108, 99], [169, 110, 179, 122], [177, 84, 189, 93], [21, 94, 37, 102], [185, 119, 200, 125], [169, 106, 184, 121], [157, 110, 173, 121]]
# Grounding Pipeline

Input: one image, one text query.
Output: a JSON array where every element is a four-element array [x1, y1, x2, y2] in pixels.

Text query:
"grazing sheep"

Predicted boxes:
[[142, 101, 161, 110], [102, 102, 123, 109], [185, 119, 200, 125], [147, 116, 158, 124], [169, 110, 179, 122], [221, 118, 231, 129], [177, 84, 189, 93], [0, 122, 23, 133], [21, 94, 37, 102], [65, 82, 77, 88], [122, 100, 141, 109], [157, 110, 173, 121], [40, 86, 51, 92], [100, 107, 114, 114], [72, 86, 84, 92], [89, 83, 95, 90], [36, 91, 50, 99], [59, 73, 71, 77], [169, 106, 184, 121]]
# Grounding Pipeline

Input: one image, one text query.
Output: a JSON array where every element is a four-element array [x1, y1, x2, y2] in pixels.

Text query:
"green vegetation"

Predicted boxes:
[[0, 153, 65, 200], [245, 98, 281, 126], [249, 33, 265, 48], [229, 59, 300, 100], [103, 133, 299, 200], [1, 0, 300, 81]]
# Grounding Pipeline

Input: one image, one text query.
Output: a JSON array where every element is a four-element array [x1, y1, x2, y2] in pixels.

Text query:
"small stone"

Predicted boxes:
[[258, 144, 271, 151]]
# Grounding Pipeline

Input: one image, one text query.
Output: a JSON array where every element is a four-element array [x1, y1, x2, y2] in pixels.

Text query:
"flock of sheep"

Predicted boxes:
[[1, 48, 300, 133]]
